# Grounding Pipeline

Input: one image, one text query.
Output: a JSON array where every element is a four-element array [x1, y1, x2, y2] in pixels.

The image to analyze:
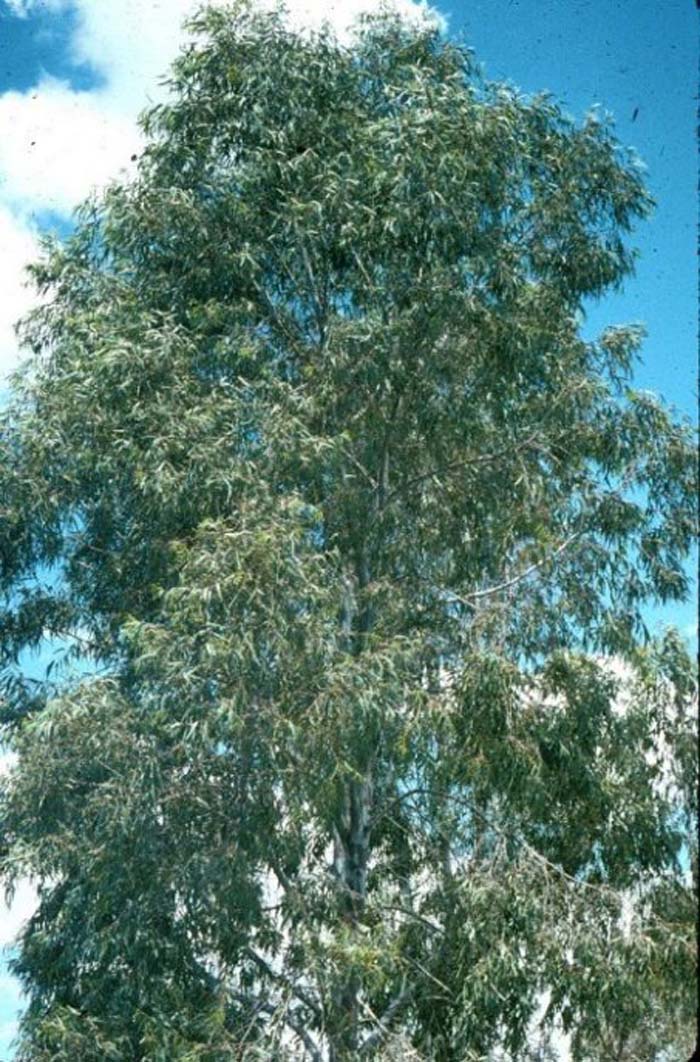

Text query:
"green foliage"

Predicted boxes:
[[1, 3, 697, 1058]]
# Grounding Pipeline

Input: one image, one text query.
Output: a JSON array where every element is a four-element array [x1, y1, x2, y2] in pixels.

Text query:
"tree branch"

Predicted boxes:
[[231, 991, 323, 1062], [357, 984, 413, 1056], [455, 533, 581, 604], [383, 431, 542, 509], [244, 946, 323, 1022]]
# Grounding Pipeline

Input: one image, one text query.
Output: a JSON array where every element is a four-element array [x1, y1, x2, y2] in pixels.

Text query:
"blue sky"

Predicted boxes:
[[0, 1, 697, 1057]]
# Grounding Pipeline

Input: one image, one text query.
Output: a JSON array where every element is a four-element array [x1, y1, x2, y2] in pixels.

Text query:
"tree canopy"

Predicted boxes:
[[0, 4, 697, 1059]]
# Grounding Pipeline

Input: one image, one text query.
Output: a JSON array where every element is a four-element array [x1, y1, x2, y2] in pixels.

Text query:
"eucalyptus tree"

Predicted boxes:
[[0, 4, 697, 1059]]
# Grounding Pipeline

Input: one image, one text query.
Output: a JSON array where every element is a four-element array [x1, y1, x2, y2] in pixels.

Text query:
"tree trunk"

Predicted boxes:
[[328, 492, 380, 1056], [330, 773, 373, 1058]]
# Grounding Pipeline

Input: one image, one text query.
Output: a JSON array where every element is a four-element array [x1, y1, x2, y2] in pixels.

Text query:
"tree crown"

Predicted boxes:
[[1, 5, 697, 1059]]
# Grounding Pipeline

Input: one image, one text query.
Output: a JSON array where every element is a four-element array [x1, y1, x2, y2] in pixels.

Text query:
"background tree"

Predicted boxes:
[[1, 4, 697, 1059]]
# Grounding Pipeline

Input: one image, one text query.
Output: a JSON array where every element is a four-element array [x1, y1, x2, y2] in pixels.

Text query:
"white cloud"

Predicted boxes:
[[0, 747, 17, 779], [0, 78, 140, 216], [0, 879, 37, 948], [0, 751, 37, 950], [65, 0, 223, 115], [0, 207, 40, 381]]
